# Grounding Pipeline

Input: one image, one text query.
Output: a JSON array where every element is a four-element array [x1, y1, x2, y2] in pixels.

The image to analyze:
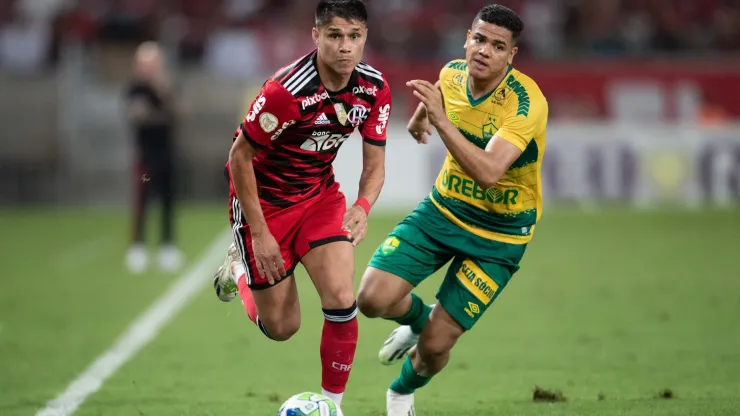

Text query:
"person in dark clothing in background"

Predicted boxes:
[[125, 41, 183, 274]]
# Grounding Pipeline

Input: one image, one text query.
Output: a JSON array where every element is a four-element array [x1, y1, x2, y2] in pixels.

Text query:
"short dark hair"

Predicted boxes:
[[474, 4, 524, 42], [315, 0, 368, 27]]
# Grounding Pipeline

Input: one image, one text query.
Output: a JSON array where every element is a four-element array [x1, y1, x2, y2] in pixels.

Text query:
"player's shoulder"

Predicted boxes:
[[505, 67, 546, 104], [266, 51, 319, 98], [501, 67, 547, 119], [439, 59, 468, 79], [355, 59, 388, 90]]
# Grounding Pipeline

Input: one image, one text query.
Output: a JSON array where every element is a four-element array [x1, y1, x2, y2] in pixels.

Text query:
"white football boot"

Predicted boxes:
[[213, 243, 240, 302], [379, 325, 419, 365], [386, 389, 415, 416], [125, 243, 148, 274]]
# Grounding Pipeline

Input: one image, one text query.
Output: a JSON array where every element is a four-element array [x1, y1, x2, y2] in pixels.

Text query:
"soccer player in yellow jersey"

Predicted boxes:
[[356, 4, 548, 414]]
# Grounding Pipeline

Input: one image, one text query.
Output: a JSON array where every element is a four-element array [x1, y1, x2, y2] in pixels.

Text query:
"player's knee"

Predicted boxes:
[[356, 287, 387, 318], [268, 322, 300, 341], [357, 270, 393, 318], [262, 316, 301, 341], [319, 286, 355, 311]]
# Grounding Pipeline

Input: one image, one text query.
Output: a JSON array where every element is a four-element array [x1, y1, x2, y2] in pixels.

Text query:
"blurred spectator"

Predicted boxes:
[[7, 0, 740, 73], [0, 3, 51, 73], [125, 41, 183, 274]]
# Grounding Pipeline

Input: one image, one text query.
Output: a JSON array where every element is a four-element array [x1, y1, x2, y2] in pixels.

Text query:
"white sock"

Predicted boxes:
[[322, 388, 343, 406]]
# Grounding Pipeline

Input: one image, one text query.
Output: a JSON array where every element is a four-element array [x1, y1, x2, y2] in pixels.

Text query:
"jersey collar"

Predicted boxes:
[[310, 50, 360, 96], [466, 64, 512, 107]]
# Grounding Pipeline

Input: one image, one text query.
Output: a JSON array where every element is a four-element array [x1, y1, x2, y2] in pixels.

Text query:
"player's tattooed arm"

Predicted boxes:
[[407, 79, 521, 189], [229, 133, 286, 283]]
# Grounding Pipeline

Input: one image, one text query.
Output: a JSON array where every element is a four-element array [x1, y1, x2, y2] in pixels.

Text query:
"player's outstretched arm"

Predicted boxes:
[[229, 133, 286, 283], [407, 79, 523, 189]]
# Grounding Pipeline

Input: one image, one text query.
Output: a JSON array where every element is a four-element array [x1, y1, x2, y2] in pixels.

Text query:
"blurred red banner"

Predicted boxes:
[[379, 58, 740, 120]]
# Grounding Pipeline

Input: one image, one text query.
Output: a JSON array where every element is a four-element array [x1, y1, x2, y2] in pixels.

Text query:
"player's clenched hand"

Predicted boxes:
[[250, 230, 286, 285], [407, 114, 433, 145], [342, 205, 368, 246], [407, 80, 445, 128]]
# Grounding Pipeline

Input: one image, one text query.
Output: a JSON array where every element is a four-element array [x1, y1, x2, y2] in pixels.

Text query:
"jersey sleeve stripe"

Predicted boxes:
[[356, 67, 384, 82], [289, 69, 318, 95], [363, 137, 386, 146], [357, 62, 382, 76], [283, 61, 314, 93], [240, 123, 267, 149]]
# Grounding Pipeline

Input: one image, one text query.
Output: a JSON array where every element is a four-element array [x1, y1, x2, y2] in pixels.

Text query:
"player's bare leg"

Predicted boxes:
[[214, 244, 301, 341], [301, 241, 357, 407], [358, 267, 413, 318], [386, 304, 464, 416], [248, 276, 301, 341], [358, 267, 434, 365]]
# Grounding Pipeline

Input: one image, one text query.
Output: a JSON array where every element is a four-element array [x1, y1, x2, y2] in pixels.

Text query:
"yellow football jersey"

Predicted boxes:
[[429, 59, 548, 244]]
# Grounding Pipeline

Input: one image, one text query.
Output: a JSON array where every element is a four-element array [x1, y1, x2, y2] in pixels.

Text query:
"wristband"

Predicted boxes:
[[354, 197, 370, 216]]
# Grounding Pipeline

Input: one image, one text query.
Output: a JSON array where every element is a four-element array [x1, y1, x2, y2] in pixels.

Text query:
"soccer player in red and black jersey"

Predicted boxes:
[[212, 0, 390, 407]]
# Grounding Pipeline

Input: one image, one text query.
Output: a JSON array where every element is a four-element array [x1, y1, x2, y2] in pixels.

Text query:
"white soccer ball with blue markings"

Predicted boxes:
[[277, 392, 343, 416]]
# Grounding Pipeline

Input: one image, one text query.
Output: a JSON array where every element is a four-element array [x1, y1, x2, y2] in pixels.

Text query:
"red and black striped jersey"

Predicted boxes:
[[230, 49, 392, 208]]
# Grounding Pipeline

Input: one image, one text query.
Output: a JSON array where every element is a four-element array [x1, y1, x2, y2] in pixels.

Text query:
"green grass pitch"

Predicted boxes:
[[1, 204, 739, 415]]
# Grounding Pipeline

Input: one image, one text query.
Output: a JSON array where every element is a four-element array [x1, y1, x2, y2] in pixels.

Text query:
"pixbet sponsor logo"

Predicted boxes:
[[301, 91, 329, 109]]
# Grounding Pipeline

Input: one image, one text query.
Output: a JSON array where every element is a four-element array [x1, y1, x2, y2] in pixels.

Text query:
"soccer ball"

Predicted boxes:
[[276, 392, 343, 416]]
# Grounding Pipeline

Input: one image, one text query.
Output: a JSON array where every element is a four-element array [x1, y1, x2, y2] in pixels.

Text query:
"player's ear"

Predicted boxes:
[[464, 29, 471, 48], [312, 27, 320, 46], [508, 46, 518, 65]]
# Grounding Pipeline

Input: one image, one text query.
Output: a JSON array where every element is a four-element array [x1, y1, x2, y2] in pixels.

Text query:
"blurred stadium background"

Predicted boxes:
[[1, 1, 739, 415]]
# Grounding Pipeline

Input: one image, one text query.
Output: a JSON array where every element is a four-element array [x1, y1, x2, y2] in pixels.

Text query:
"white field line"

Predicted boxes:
[[36, 229, 231, 416]]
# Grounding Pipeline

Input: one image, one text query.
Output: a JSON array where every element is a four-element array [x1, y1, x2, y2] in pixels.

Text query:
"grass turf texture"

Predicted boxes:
[[1, 205, 739, 415]]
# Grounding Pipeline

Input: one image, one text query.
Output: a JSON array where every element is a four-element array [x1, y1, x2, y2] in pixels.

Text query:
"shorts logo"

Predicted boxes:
[[380, 236, 400, 256], [456, 259, 499, 305], [464, 301, 480, 318], [259, 112, 278, 133]]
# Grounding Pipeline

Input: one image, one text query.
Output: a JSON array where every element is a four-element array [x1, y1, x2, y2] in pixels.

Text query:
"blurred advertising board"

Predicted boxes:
[[333, 122, 740, 211]]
